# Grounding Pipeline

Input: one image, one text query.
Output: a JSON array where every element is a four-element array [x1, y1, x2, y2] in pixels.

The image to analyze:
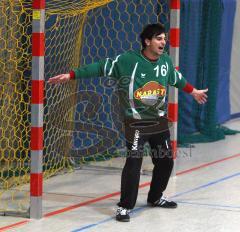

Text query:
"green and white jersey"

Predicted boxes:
[[73, 50, 187, 119]]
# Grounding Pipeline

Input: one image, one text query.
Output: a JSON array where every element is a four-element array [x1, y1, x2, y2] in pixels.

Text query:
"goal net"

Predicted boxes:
[[0, 0, 169, 215]]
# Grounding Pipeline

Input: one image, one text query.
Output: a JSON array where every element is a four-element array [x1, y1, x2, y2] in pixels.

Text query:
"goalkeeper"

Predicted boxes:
[[48, 23, 207, 222]]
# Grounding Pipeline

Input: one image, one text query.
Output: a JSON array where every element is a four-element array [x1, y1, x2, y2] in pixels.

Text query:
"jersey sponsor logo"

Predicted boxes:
[[134, 81, 166, 100], [141, 73, 146, 78]]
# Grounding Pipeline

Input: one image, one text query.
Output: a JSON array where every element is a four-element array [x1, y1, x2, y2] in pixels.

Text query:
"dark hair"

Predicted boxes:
[[140, 23, 166, 48]]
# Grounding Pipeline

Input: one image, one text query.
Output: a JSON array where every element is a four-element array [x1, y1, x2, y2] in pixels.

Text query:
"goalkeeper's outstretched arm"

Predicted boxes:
[[48, 73, 71, 84], [48, 56, 120, 84]]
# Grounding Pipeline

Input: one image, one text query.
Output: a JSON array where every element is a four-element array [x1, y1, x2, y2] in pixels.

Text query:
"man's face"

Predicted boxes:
[[145, 33, 166, 57]]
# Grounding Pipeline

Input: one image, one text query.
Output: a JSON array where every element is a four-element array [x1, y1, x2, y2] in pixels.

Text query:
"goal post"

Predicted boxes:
[[30, 0, 45, 219], [168, 0, 180, 174]]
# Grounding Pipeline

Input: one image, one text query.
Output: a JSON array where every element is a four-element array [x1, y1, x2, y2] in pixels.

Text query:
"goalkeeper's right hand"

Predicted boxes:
[[48, 73, 71, 84]]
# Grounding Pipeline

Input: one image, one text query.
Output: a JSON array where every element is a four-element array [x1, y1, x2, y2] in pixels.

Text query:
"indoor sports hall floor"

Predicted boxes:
[[1, 118, 240, 232]]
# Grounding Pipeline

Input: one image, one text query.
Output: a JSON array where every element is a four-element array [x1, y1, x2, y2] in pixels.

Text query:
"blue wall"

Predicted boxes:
[[178, 0, 236, 137]]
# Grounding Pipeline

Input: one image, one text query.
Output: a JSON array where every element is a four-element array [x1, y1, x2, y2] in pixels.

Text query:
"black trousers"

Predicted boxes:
[[118, 118, 174, 209]]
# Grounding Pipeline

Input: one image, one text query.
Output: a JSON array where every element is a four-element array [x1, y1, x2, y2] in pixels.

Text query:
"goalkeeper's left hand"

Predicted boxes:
[[190, 88, 208, 104]]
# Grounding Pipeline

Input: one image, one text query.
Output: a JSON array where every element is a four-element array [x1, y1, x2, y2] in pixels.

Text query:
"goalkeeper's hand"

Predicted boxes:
[[48, 73, 71, 84], [190, 88, 208, 104]]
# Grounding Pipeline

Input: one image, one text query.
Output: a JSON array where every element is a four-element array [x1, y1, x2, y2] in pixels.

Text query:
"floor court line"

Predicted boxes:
[[1, 153, 240, 231], [172, 171, 240, 198], [0, 220, 29, 232], [72, 208, 145, 232], [176, 153, 240, 176], [45, 153, 240, 217], [72, 171, 240, 232], [72, 199, 240, 232], [175, 201, 240, 210]]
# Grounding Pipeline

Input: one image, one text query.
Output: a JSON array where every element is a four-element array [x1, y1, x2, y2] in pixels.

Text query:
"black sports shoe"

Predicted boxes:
[[148, 196, 177, 208], [116, 207, 130, 222]]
